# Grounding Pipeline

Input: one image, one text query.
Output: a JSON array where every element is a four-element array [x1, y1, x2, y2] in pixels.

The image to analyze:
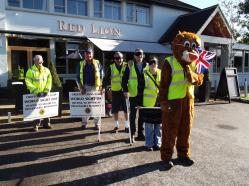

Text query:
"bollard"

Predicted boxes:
[[244, 79, 248, 97], [8, 112, 11, 123]]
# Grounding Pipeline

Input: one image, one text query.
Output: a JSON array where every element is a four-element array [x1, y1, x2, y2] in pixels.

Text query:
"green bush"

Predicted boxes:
[[48, 61, 62, 91]]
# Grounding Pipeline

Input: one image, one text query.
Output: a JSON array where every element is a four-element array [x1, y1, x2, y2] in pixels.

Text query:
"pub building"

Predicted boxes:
[[0, 0, 248, 98]]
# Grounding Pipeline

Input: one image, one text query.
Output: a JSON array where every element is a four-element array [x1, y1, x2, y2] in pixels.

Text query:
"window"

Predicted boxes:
[[67, 0, 87, 16], [126, 3, 150, 25], [8, 0, 20, 7], [23, 0, 47, 10], [233, 51, 243, 73], [54, 0, 65, 13], [55, 42, 86, 74], [104, 0, 121, 20], [244, 52, 249, 72], [94, 0, 121, 20], [54, 0, 87, 16], [212, 48, 221, 73], [55, 42, 66, 74], [8, 0, 48, 10]]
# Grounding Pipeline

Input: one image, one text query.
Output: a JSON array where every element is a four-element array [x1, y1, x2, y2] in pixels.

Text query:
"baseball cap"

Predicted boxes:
[[148, 57, 158, 65], [134, 48, 144, 56], [85, 48, 93, 53]]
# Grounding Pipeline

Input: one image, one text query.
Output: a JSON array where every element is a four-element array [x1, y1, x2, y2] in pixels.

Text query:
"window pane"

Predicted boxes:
[[67, 0, 77, 14], [55, 42, 66, 74], [234, 56, 243, 72], [113, 5, 121, 20], [104, 4, 112, 19], [104, 1, 121, 20], [126, 4, 133, 22], [34, 0, 47, 10], [78, 1, 87, 16], [54, 0, 65, 13], [245, 53, 249, 72], [94, 0, 102, 17], [23, 0, 47, 10], [136, 5, 149, 25], [8, 0, 20, 7], [23, 0, 33, 9]]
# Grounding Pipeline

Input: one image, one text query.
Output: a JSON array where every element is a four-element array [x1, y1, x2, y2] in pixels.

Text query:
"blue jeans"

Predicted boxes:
[[144, 122, 161, 148]]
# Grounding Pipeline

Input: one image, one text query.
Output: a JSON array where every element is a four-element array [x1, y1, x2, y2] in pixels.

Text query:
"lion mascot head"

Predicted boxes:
[[172, 31, 201, 66]]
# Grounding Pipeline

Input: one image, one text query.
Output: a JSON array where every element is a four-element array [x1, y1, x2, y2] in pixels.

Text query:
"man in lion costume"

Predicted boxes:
[[159, 31, 204, 168]]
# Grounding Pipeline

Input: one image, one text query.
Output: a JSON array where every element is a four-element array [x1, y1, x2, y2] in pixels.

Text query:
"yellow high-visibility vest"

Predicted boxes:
[[25, 65, 52, 94], [166, 56, 195, 100], [143, 69, 161, 107], [110, 63, 126, 91], [80, 59, 101, 90], [128, 61, 138, 97]]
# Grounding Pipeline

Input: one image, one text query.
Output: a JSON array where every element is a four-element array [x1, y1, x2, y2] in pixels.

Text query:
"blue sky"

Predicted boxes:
[[179, 0, 219, 9]]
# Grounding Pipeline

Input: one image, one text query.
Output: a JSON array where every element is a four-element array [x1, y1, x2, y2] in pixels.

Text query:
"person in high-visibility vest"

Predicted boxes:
[[122, 48, 147, 143], [101, 52, 129, 132], [77, 48, 103, 130], [159, 31, 204, 169], [25, 55, 52, 132], [142, 57, 162, 151]]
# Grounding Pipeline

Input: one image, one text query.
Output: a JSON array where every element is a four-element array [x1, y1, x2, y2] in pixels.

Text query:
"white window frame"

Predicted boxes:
[[67, 0, 88, 16], [94, 0, 121, 20], [104, 0, 121, 20], [54, 0, 88, 16], [7, 0, 48, 11], [126, 2, 150, 25]]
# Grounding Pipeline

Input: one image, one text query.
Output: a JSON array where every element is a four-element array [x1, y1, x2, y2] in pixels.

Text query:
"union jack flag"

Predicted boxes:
[[195, 48, 216, 74]]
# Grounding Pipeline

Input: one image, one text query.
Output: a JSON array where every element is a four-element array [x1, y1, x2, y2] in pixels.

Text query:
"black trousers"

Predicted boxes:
[[129, 96, 143, 137]]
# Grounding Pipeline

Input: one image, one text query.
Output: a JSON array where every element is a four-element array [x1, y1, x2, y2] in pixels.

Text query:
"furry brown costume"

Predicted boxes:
[[159, 31, 204, 166]]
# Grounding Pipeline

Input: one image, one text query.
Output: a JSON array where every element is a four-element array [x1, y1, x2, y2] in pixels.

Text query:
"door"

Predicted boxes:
[[8, 46, 50, 79]]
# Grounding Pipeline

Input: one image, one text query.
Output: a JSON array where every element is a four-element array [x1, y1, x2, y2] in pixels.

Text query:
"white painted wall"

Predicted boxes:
[[0, 35, 8, 87]]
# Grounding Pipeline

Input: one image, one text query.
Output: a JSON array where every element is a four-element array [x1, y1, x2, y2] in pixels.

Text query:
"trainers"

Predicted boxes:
[[124, 127, 129, 133], [165, 160, 174, 169], [43, 123, 52, 129], [113, 127, 119, 131], [177, 157, 194, 166], [145, 146, 153, 151], [153, 146, 160, 151], [131, 135, 136, 143], [33, 125, 39, 132], [136, 135, 145, 141], [81, 122, 87, 129]]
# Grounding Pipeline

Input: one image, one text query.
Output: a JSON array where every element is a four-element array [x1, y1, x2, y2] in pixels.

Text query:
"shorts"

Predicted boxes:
[[111, 91, 127, 114]]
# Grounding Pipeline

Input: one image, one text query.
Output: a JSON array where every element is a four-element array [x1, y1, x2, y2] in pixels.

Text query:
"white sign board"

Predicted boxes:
[[23, 92, 59, 121], [69, 91, 105, 117]]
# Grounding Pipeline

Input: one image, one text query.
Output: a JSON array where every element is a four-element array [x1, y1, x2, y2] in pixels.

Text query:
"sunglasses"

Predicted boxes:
[[114, 57, 122, 60], [148, 59, 157, 65], [135, 52, 143, 56]]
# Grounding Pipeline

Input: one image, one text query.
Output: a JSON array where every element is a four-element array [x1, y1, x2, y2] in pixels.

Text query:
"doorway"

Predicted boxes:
[[8, 46, 50, 79]]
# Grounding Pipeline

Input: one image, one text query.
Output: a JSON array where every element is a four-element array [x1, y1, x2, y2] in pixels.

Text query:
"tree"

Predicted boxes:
[[218, 0, 242, 40], [238, 0, 249, 43]]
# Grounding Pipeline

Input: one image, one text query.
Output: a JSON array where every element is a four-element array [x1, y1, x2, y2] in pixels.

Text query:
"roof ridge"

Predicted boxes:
[[178, 4, 218, 18]]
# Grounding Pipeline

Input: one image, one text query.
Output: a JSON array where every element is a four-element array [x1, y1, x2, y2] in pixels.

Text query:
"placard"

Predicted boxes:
[[215, 68, 240, 103], [23, 92, 59, 121], [69, 91, 105, 117]]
